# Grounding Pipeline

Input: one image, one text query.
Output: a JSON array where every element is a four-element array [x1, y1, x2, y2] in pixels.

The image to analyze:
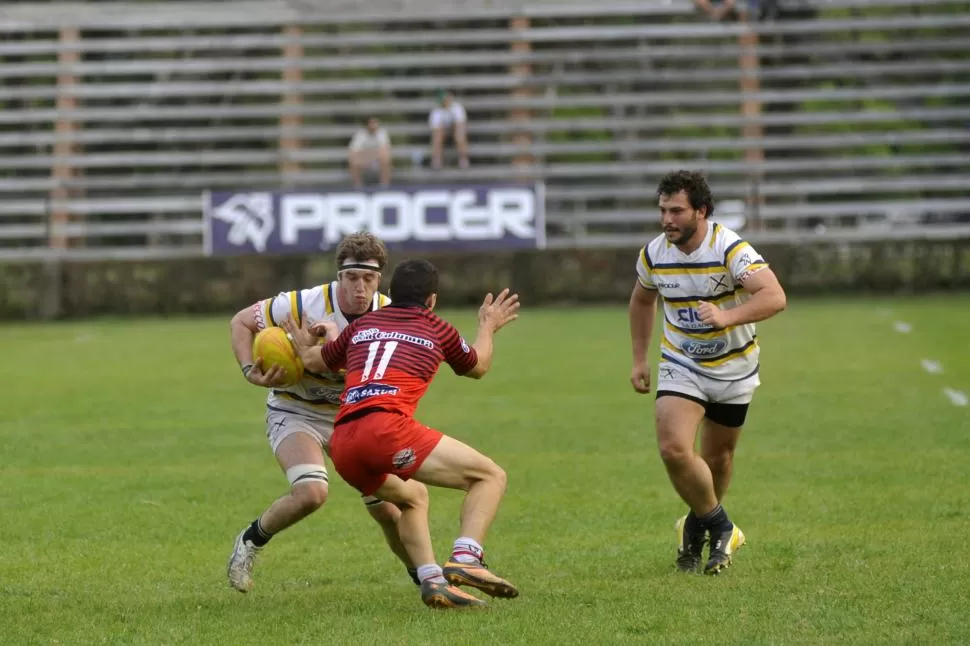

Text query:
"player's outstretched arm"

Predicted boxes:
[[463, 288, 520, 379], [699, 267, 787, 329], [230, 303, 289, 387], [629, 282, 658, 394]]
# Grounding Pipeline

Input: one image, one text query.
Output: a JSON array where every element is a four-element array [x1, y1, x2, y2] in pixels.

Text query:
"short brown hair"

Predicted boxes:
[[656, 170, 715, 218], [335, 232, 388, 270]]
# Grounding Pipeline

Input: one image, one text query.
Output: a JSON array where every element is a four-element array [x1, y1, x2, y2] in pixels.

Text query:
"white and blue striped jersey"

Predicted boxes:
[[636, 221, 769, 381], [253, 281, 391, 417]]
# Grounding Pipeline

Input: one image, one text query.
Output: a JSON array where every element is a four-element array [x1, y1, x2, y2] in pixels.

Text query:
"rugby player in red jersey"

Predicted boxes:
[[282, 259, 520, 609]]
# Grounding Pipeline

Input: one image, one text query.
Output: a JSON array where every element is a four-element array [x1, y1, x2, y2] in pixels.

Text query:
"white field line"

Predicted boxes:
[[893, 321, 912, 333], [943, 388, 968, 407]]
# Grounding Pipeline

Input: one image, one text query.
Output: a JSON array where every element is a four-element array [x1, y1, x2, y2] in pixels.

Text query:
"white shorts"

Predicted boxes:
[[657, 360, 760, 405], [429, 104, 467, 130], [265, 409, 382, 506], [266, 408, 335, 455]]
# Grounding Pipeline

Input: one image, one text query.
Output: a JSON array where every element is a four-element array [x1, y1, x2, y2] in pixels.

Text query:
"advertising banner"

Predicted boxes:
[[203, 183, 546, 256]]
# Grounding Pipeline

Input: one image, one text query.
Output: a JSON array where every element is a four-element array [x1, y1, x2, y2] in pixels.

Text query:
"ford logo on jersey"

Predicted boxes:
[[307, 387, 342, 405], [344, 383, 399, 405], [681, 340, 727, 357]]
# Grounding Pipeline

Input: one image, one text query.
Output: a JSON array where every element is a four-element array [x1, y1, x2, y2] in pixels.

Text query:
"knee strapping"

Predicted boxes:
[[285, 463, 329, 487]]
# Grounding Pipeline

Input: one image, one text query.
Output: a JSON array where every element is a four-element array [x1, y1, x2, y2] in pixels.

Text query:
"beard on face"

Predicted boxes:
[[664, 223, 697, 246]]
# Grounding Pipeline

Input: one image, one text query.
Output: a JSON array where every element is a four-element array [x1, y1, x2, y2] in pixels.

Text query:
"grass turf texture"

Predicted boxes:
[[1, 296, 968, 645]]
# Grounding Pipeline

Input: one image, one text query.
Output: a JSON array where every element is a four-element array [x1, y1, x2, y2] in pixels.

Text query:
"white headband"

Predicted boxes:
[[339, 258, 382, 273]]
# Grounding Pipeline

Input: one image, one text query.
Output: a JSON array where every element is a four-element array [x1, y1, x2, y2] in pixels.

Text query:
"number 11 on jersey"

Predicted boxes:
[[361, 341, 398, 381]]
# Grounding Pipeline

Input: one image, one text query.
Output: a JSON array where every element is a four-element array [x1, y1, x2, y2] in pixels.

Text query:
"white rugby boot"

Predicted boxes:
[[227, 529, 263, 592]]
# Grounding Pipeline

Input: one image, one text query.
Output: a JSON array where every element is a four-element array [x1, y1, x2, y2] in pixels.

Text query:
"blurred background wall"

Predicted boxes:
[[0, 0, 968, 318]]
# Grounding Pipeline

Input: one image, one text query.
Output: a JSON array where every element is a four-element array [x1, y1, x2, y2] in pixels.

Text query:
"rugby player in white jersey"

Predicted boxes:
[[226, 232, 420, 592], [628, 171, 787, 575]]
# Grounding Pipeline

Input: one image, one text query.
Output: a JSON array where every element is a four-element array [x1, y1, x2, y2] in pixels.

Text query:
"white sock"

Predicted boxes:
[[451, 536, 484, 564], [416, 563, 446, 584]]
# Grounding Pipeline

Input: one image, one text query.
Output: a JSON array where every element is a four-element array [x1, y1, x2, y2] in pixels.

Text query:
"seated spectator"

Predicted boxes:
[[692, 0, 767, 22], [429, 90, 469, 170], [348, 117, 392, 188]]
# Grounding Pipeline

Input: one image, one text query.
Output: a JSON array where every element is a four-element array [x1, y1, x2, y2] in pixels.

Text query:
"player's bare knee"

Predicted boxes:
[[489, 462, 508, 493], [658, 441, 692, 468], [409, 480, 430, 509], [390, 479, 429, 511], [291, 481, 329, 514], [466, 458, 506, 492], [286, 462, 328, 490]]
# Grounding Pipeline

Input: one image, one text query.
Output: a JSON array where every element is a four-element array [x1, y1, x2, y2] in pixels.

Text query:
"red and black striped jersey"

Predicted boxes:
[[322, 303, 479, 421]]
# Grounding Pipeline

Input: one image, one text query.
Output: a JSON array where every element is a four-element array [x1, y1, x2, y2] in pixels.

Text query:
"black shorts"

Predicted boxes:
[[656, 390, 749, 428]]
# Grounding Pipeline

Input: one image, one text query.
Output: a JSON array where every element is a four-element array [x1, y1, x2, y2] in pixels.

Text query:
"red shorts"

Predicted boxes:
[[330, 411, 443, 496]]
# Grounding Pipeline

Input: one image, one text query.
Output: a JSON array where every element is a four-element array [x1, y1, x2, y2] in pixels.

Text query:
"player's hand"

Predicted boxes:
[[280, 316, 315, 351], [280, 316, 327, 373], [309, 320, 339, 341], [479, 288, 520, 332], [247, 357, 289, 388], [630, 361, 651, 394], [697, 301, 730, 329]]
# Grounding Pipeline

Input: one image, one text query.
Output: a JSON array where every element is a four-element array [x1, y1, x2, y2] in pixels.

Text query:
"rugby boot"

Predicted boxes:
[[444, 558, 519, 599], [420, 580, 488, 609], [704, 524, 746, 576], [675, 514, 707, 573], [227, 529, 263, 592]]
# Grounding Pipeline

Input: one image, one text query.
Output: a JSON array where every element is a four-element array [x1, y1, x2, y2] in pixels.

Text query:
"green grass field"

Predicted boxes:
[[2, 296, 969, 645]]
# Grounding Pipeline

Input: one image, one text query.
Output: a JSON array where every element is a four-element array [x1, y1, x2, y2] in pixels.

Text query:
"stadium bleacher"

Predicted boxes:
[[0, 0, 968, 261]]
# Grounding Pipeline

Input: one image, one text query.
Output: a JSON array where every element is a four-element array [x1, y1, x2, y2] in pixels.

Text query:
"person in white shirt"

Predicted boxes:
[[629, 170, 787, 576], [348, 117, 392, 188], [428, 90, 469, 170]]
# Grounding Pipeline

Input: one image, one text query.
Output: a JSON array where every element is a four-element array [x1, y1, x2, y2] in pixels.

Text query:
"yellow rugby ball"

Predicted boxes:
[[252, 327, 304, 386]]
